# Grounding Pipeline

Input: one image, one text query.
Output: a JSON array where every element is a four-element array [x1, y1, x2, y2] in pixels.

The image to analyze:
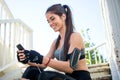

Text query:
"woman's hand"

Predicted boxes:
[[17, 50, 25, 61], [17, 50, 43, 64], [17, 50, 29, 64]]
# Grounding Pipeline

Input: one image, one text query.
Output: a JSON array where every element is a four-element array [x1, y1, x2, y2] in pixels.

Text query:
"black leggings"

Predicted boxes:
[[39, 70, 92, 80], [66, 70, 92, 80], [39, 71, 75, 80], [22, 66, 43, 80], [22, 66, 91, 80]]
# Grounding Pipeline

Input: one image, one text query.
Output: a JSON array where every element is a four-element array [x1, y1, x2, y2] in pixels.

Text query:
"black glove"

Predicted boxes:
[[17, 50, 29, 64], [27, 50, 43, 64], [16, 44, 43, 64], [17, 50, 43, 64]]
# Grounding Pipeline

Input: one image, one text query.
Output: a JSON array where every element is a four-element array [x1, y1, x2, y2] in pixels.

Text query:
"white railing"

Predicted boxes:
[[86, 42, 108, 65], [0, 19, 33, 71], [0, 0, 14, 19]]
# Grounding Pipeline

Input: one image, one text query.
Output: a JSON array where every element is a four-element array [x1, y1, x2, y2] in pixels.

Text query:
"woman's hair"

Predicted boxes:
[[46, 4, 75, 60]]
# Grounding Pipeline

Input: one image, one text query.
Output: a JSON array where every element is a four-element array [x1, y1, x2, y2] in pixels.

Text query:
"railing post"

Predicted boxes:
[[2, 23, 6, 66]]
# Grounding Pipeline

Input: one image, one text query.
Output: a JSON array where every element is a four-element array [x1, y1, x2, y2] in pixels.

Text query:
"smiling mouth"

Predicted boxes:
[[51, 25, 56, 29]]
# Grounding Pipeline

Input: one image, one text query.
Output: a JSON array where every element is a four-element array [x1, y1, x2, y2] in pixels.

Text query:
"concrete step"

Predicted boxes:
[[0, 68, 22, 80], [92, 74, 112, 80], [88, 63, 109, 69], [88, 63, 112, 80], [0, 63, 23, 80], [89, 66, 111, 77]]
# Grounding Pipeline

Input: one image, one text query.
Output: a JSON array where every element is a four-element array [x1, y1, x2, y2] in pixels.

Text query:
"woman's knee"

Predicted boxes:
[[21, 78, 29, 80]]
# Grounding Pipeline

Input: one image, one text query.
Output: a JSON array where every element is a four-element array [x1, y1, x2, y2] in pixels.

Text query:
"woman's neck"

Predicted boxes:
[[59, 25, 66, 40]]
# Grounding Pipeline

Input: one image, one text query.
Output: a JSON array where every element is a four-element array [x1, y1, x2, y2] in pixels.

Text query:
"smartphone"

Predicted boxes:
[[16, 44, 24, 50]]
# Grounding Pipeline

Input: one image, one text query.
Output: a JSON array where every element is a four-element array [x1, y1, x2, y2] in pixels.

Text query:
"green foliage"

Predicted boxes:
[[84, 41, 90, 48], [80, 28, 104, 64]]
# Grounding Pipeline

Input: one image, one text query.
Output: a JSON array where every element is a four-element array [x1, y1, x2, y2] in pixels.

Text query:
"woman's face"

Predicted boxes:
[[46, 12, 66, 32]]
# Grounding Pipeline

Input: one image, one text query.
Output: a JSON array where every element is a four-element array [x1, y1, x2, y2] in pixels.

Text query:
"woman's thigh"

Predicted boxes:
[[21, 78, 29, 80], [39, 71, 75, 80], [22, 66, 42, 80]]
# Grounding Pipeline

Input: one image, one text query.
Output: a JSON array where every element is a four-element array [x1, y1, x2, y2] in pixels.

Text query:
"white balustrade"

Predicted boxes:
[[0, 19, 33, 71], [86, 42, 107, 65]]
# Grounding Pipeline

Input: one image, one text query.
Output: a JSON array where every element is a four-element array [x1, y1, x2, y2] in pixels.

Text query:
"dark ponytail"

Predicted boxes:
[[63, 5, 75, 59]]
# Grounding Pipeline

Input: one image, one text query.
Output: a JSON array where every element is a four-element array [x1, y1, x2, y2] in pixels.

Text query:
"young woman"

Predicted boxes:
[[17, 4, 92, 80]]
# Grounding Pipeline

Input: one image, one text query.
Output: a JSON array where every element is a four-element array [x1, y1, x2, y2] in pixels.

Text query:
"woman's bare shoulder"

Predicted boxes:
[[70, 32, 83, 42], [69, 32, 84, 49]]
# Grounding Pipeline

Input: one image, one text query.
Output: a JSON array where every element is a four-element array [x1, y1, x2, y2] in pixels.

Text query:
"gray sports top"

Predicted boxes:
[[54, 47, 66, 61], [54, 47, 85, 61]]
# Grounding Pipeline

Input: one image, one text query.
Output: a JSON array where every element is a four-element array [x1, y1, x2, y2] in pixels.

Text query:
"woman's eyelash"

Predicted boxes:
[[47, 17, 55, 23], [51, 17, 55, 20]]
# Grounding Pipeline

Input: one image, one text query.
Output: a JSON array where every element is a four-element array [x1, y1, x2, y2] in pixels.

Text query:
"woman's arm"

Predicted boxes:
[[42, 32, 85, 73], [27, 39, 56, 68]]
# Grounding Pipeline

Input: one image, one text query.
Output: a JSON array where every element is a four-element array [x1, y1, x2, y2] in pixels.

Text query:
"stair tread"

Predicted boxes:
[[88, 63, 109, 68], [89, 66, 110, 73], [92, 74, 112, 80]]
